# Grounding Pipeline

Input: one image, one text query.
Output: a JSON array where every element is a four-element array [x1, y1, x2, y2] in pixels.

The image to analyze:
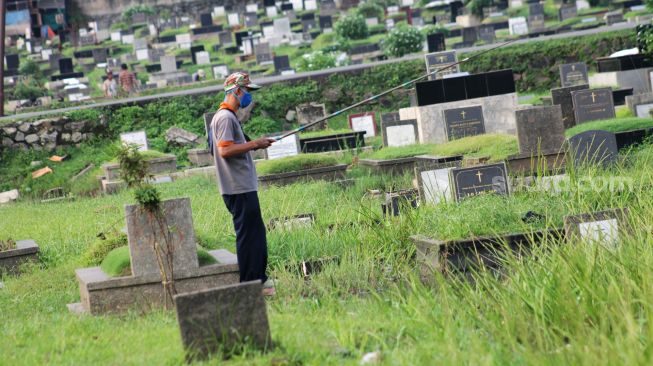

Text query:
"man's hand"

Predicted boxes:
[[252, 138, 275, 150]]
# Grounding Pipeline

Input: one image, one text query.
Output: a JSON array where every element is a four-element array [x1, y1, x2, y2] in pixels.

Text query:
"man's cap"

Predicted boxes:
[[224, 72, 261, 92]]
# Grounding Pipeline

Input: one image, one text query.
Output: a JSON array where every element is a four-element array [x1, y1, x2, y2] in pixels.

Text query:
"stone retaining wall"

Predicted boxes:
[[0, 117, 102, 151]]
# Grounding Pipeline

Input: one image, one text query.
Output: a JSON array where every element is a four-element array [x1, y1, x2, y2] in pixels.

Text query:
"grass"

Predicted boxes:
[[256, 154, 340, 175], [3, 138, 653, 364], [0, 238, 16, 251], [365, 134, 519, 161], [299, 128, 356, 139], [108, 149, 168, 163], [566, 117, 653, 138], [100, 245, 218, 277]]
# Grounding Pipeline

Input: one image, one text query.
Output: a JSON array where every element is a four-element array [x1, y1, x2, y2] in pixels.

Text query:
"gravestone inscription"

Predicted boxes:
[[443, 106, 485, 140], [265, 134, 300, 160], [564, 208, 629, 252], [451, 163, 509, 201], [382, 119, 418, 147], [425, 51, 458, 80], [559, 63, 588, 88], [349, 113, 377, 137], [571, 88, 615, 124]]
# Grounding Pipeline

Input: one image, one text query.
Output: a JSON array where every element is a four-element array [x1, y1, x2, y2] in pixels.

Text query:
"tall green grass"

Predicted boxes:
[[566, 117, 653, 138], [256, 154, 340, 175]]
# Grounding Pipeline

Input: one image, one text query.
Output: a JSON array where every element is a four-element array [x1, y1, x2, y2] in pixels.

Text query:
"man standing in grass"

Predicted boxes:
[[211, 72, 277, 296]]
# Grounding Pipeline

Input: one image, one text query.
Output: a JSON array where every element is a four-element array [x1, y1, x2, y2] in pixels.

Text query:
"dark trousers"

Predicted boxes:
[[222, 191, 268, 283]]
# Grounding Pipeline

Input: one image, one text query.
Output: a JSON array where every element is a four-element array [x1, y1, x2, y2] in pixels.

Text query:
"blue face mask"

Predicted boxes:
[[239, 90, 252, 108]]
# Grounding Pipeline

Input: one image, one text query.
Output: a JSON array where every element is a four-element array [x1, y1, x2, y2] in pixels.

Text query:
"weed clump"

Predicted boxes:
[[0, 238, 16, 251]]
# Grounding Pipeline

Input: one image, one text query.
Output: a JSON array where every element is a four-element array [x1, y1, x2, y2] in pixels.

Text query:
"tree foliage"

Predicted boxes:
[[335, 14, 369, 40], [383, 23, 425, 58]]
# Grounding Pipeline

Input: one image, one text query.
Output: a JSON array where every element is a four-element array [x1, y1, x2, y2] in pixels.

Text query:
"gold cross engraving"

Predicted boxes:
[[476, 170, 483, 182], [438, 56, 446, 62], [460, 110, 466, 119], [591, 92, 597, 103], [571, 65, 576, 71]]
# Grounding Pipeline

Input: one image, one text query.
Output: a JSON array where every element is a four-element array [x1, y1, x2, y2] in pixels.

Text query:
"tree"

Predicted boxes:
[[383, 23, 425, 58], [335, 14, 369, 40], [465, 0, 492, 18], [356, 2, 384, 20]]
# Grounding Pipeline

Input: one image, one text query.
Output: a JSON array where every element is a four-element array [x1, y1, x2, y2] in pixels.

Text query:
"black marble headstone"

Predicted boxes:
[[92, 48, 108, 63], [302, 19, 317, 33], [281, 3, 293, 11], [449, 1, 464, 23], [486, 69, 515, 95], [425, 51, 457, 80], [427, 33, 446, 53], [381, 112, 400, 124], [450, 163, 509, 201], [551, 84, 589, 129], [59, 58, 74, 74], [5, 54, 19, 70], [190, 45, 205, 65], [478, 25, 495, 43], [200, 13, 213, 27], [444, 105, 485, 140], [264, 0, 275, 6], [319, 15, 333, 29], [568, 130, 618, 167], [235, 31, 250, 47], [274, 55, 291, 72], [462, 27, 478, 44], [443, 76, 467, 102], [558, 4, 577, 21], [559, 63, 588, 88], [529, 2, 544, 16], [571, 88, 616, 124]]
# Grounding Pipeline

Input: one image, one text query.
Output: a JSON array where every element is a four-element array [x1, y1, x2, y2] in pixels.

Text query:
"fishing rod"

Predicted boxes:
[[275, 38, 520, 141]]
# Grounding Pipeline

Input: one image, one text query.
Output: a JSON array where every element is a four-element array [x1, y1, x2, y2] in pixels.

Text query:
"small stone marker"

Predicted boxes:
[[125, 197, 199, 277], [425, 51, 458, 80], [120, 131, 148, 151], [419, 167, 455, 205], [227, 12, 240, 26], [478, 24, 495, 43], [382, 119, 418, 147], [0, 189, 19, 204], [564, 208, 629, 252], [382, 189, 418, 217], [571, 88, 615, 124], [296, 103, 327, 129], [515, 105, 565, 154], [269, 213, 315, 230], [509, 17, 528, 35], [450, 163, 509, 201], [265, 134, 300, 160], [443, 105, 485, 141], [559, 4, 577, 21], [625, 92, 653, 118], [567, 130, 618, 167], [349, 113, 377, 137], [160, 55, 177, 73], [559, 63, 588, 88], [551, 84, 589, 129], [174, 281, 271, 361]]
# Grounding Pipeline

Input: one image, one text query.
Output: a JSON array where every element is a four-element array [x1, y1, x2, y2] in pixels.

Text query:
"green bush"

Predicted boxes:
[[82, 231, 128, 266], [356, 1, 384, 20], [383, 23, 425, 58], [12, 79, 45, 101], [244, 116, 283, 138], [422, 24, 450, 37], [297, 51, 337, 72], [335, 14, 369, 40], [100, 245, 217, 277]]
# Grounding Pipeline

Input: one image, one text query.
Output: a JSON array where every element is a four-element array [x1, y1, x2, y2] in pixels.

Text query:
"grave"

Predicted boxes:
[[92, 48, 108, 64], [564, 208, 630, 252], [258, 163, 349, 187], [59, 58, 74, 74], [450, 163, 509, 201], [625, 92, 653, 117], [296, 103, 327, 130], [424, 51, 458, 80], [568, 130, 618, 167], [478, 25, 496, 43], [412, 70, 518, 144], [71, 197, 240, 315], [218, 31, 233, 46], [348, 113, 377, 138], [299, 131, 366, 153], [195, 51, 210, 65], [515, 105, 565, 154], [559, 4, 577, 21], [382, 190, 418, 217], [462, 27, 478, 45], [273, 17, 292, 38], [427, 33, 446, 53], [551, 84, 589, 129], [319, 15, 333, 31], [174, 281, 270, 361], [255, 43, 273, 65], [382, 119, 418, 147], [443, 105, 485, 141], [509, 17, 528, 35], [244, 12, 258, 28], [264, 134, 300, 160], [571, 88, 615, 124], [176, 33, 192, 49], [269, 214, 315, 230], [5, 54, 19, 71], [527, 14, 545, 33], [228, 13, 240, 27], [415, 155, 464, 204], [213, 65, 229, 80], [120, 131, 148, 151], [560, 63, 589, 88], [160, 55, 177, 73], [200, 13, 213, 27], [0, 240, 39, 276], [604, 11, 624, 25]]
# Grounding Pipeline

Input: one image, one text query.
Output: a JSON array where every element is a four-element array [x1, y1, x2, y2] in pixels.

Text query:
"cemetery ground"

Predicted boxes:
[[4, 113, 653, 363]]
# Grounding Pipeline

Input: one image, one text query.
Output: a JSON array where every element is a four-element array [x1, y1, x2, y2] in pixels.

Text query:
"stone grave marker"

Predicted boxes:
[[559, 4, 577, 21], [126, 197, 198, 277], [425, 51, 458, 80], [92, 48, 108, 63], [195, 51, 210, 65], [568, 130, 618, 167], [266, 6, 278, 18], [200, 13, 213, 27], [274, 55, 291, 73], [273, 17, 292, 38], [59, 58, 74, 74], [111, 31, 122, 42], [174, 281, 271, 362], [265, 134, 300, 160], [213, 6, 225, 16], [551, 84, 589, 129], [160, 55, 177, 73], [443, 105, 485, 141], [515, 105, 565, 154], [247, 3, 259, 12], [559, 63, 588, 88], [478, 25, 495, 43], [419, 167, 455, 205], [5, 54, 19, 71], [122, 34, 135, 44], [227, 13, 240, 27], [528, 14, 545, 32], [244, 12, 258, 28], [427, 33, 446, 53], [382, 119, 418, 147], [133, 38, 148, 51], [366, 17, 379, 27], [213, 65, 229, 80], [176, 33, 192, 49], [296, 103, 327, 129], [625, 92, 653, 118], [305, 0, 318, 10], [302, 18, 317, 33], [255, 43, 272, 65], [450, 163, 509, 201], [462, 27, 478, 45], [319, 15, 333, 31], [571, 88, 615, 124], [564, 208, 629, 252], [269, 213, 314, 230], [509, 17, 528, 35], [280, 3, 293, 11], [41, 49, 53, 62], [383, 190, 418, 217], [605, 11, 624, 26], [291, 0, 304, 11], [218, 31, 233, 46], [349, 113, 377, 138], [120, 131, 148, 151]]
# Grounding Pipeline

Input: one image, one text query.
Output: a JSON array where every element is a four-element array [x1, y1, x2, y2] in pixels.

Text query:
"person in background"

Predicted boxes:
[[118, 63, 137, 95], [211, 72, 276, 296], [102, 72, 118, 98]]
